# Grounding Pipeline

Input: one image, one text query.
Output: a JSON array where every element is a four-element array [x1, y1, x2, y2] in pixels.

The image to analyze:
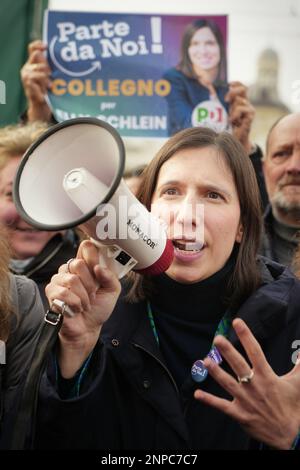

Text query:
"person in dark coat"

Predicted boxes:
[[0, 228, 44, 448], [260, 113, 300, 267], [38, 126, 300, 450], [9, 230, 79, 310]]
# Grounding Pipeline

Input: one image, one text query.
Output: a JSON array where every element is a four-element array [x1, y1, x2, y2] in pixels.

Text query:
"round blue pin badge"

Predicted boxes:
[[191, 359, 208, 383]]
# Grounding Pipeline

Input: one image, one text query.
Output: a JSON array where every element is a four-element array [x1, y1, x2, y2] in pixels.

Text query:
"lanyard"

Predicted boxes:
[[147, 301, 159, 345], [147, 301, 232, 383]]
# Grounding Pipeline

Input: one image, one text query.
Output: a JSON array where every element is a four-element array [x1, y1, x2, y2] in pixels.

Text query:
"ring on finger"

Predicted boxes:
[[237, 370, 254, 384], [66, 258, 75, 274]]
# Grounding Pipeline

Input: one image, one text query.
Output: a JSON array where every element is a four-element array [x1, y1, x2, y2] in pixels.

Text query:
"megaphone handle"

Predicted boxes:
[[51, 241, 137, 318], [91, 239, 137, 279]]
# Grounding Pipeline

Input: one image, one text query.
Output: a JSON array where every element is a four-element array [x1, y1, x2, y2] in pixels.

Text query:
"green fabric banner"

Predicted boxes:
[[0, 0, 48, 126]]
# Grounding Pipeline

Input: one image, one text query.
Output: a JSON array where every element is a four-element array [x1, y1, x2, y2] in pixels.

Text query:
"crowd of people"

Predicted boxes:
[[0, 23, 300, 451]]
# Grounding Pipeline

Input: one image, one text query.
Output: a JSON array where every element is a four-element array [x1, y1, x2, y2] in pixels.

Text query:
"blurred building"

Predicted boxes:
[[249, 48, 290, 152]]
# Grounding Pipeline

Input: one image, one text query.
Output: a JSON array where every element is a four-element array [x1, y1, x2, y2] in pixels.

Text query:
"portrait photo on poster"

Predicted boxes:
[[162, 16, 229, 135], [44, 11, 228, 138]]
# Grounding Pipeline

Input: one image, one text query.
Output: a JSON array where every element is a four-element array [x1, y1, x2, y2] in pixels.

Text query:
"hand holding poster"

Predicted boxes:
[[44, 11, 228, 137]]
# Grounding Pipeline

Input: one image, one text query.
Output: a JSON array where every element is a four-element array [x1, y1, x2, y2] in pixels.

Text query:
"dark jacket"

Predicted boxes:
[[261, 205, 277, 262], [10, 231, 79, 310], [261, 205, 298, 265], [35, 257, 300, 450], [0, 275, 44, 448]]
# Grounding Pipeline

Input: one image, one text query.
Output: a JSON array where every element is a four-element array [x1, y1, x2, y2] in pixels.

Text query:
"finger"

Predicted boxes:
[[46, 283, 84, 314], [229, 101, 255, 116], [24, 72, 51, 94], [47, 271, 92, 311], [26, 63, 51, 74], [194, 389, 234, 416], [231, 119, 251, 131], [66, 258, 100, 298], [94, 265, 121, 294], [28, 49, 47, 65], [24, 67, 51, 80], [21, 63, 50, 76], [213, 335, 253, 382], [230, 105, 255, 124], [58, 272, 92, 311], [232, 319, 273, 375], [194, 389, 248, 425], [28, 40, 46, 55], [25, 80, 48, 99], [77, 241, 121, 295], [228, 81, 248, 95], [202, 357, 243, 398], [230, 96, 249, 107], [224, 86, 247, 104], [77, 240, 99, 272], [58, 263, 68, 274], [229, 81, 245, 88], [22, 66, 51, 84]]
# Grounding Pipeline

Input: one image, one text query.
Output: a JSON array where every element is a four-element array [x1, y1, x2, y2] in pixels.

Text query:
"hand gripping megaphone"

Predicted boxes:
[[13, 118, 173, 279]]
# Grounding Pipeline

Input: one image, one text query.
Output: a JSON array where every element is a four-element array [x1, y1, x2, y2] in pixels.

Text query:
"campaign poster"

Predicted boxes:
[[44, 11, 228, 137]]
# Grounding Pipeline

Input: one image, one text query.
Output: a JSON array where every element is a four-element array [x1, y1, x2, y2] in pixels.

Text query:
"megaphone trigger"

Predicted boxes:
[[91, 239, 137, 279]]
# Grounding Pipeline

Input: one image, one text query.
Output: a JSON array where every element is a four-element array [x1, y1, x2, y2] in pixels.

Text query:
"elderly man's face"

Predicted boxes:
[[263, 114, 300, 226]]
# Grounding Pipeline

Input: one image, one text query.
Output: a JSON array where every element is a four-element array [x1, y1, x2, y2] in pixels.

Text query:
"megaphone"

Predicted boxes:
[[13, 118, 174, 279]]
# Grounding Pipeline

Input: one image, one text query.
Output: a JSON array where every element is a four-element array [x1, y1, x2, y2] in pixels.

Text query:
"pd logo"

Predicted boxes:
[[191, 99, 229, 133]]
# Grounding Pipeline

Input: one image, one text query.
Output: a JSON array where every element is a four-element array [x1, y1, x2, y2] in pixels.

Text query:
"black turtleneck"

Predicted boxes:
[[149, 254, 235, 388]]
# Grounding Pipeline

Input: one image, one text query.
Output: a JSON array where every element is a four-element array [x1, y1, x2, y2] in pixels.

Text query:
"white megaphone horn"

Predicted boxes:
[[13, 118, 174, 279]]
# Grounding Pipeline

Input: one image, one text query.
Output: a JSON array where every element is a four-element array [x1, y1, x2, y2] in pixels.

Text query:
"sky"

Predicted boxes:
[[49, 0, 300, 112]]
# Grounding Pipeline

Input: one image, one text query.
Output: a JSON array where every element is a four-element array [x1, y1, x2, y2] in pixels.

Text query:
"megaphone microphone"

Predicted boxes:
[[13, 118, 174, 281]]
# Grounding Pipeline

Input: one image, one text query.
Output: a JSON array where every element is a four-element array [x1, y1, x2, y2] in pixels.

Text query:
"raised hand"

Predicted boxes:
[[20, 40, 52, 122], [194, 318, 300, 449], [225, 81, 255, 154]]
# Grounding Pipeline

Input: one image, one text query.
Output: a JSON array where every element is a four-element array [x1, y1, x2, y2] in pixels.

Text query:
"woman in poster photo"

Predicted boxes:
[[163, 19, 229, 135]]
